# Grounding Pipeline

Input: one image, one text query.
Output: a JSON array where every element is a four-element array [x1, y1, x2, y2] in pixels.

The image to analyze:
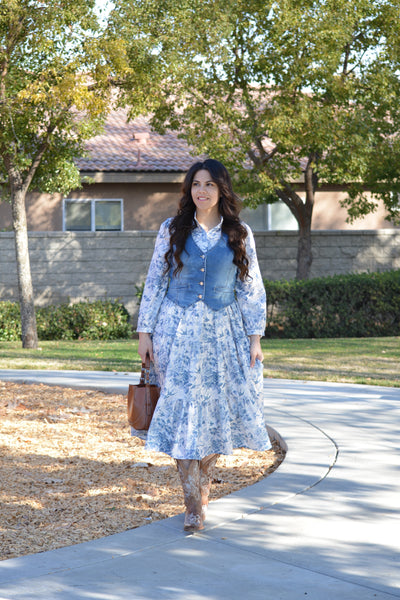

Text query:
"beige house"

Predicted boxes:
[[0, 108, 396, 232]]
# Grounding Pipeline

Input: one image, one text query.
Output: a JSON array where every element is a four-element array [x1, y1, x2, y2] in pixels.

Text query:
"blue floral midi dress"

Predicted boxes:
[[135, 216, 271, 459]]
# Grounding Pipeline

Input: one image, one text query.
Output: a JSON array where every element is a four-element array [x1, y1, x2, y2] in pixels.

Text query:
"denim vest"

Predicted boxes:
[[166, 233, 237, 310]]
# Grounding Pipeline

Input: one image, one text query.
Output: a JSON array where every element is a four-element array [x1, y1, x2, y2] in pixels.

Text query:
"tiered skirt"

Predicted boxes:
[[133, 297, 271, 459]]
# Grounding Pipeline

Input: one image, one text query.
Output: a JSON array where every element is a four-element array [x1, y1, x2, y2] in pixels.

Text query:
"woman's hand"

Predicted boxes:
[[249, 334, 263, 368], [138, 332, 154, 363]]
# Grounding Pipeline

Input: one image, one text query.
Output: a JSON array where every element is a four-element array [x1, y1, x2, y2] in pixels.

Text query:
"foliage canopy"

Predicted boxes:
[[0, 0, 126, 347], [110, 0, 400, 277], [0, 0, 123, 196]]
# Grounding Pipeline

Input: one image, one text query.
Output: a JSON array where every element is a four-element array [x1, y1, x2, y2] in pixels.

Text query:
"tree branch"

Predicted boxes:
[[22, 123, 57, 194], [22, 141, 49, 194], [304, 154, 318, 198], [342, 41, 351, 76], [0, 57, 8, 101]]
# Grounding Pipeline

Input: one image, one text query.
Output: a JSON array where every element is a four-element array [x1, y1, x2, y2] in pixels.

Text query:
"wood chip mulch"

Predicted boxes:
[[0, 380, 285, 561]]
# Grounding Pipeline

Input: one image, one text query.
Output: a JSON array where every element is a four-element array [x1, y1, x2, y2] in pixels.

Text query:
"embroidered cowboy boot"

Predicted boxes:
[[199, 453, 219, 521], [176, 459, 203, 532]]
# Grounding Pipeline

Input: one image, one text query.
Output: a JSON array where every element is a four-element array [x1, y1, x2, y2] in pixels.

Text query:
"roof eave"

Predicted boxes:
[[80, 171, 186, 184]]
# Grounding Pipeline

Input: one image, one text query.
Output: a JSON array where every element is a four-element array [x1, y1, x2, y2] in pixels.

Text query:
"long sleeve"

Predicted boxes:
[[136, 219, 172, 333], [235, 224, 266, 336]]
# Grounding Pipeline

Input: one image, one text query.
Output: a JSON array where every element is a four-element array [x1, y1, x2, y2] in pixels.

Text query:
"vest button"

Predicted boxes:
[[198, 294, 203, 299], [201, 255, 205, 259], [199, 281, 204, 286], [200, 268, 205, 272]]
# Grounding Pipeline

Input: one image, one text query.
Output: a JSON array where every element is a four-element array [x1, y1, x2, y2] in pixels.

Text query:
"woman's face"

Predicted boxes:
[[191, 169, 220, 215]]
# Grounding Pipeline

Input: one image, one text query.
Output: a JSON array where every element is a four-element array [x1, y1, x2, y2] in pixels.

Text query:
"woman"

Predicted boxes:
[[136, 158, 271, 532]]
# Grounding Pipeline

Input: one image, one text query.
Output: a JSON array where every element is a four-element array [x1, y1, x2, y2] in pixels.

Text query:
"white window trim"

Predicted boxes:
[[63, 198, 124, 232]]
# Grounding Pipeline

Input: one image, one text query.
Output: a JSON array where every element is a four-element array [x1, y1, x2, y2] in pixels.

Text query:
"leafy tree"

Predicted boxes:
[[0, 0, 121, 347], [110, 0, 400, 279]]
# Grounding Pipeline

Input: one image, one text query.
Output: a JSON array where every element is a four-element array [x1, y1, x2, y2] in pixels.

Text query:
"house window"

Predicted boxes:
[[270, 202, 298, 230], [63, 199, 123, 232], [241, 201, 298, 231]]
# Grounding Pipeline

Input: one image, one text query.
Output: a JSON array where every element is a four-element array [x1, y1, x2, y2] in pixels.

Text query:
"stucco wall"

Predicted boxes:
[[0, 182, 181, 232], [1, 230, 399, 325], [67, 181, 181, 230], [0, 182, 397, 232]]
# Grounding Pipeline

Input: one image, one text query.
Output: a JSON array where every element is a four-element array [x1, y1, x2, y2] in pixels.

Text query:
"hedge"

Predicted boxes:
[[0, 299, 132, 341], [264, 270, 400, 338], [2, 270, 399, 341], [0, 301, 21, 341]]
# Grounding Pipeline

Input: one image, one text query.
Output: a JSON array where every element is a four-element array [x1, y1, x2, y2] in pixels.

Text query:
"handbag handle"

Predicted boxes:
[[139, 353, 151, 386]]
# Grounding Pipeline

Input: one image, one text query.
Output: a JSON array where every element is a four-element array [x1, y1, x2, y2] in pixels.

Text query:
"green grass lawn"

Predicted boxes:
[[262, 337, 400, 387], [0, 337, 399, 387], [0, 340, 141, 373]]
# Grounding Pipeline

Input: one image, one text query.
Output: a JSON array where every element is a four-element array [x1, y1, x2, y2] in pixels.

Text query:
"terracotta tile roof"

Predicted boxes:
[[77, 106, 306, 177], [77, 109, 198, 172]]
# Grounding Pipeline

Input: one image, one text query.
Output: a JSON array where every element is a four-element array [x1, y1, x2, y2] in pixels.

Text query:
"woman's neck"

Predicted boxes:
[[195, 209, 221, 233]]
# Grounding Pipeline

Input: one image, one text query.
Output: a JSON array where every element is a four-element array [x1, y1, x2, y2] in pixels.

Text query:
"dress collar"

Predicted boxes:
[[194, 212, 223, 234]]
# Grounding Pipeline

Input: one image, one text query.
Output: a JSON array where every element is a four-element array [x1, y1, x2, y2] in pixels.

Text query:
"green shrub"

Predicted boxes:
[[0, 299, 132, 341], [135, 282, 145, 303], [0, 301, 21, 341], [264, 270, 400, 338]]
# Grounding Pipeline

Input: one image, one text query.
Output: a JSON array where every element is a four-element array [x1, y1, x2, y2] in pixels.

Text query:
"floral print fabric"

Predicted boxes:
[[134, 217, 271, 459]]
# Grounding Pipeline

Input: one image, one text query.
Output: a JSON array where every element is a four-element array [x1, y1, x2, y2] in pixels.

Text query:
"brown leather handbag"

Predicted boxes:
[[127, 355, 160, 430]]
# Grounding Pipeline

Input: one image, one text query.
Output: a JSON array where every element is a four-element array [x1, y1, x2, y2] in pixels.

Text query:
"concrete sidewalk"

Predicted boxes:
[[0, 370, 399, 600]]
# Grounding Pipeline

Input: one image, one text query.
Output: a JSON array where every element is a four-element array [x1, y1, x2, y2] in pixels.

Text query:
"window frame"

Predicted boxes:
[[240, 201, 298, 231], [63, 198, 124, 232]]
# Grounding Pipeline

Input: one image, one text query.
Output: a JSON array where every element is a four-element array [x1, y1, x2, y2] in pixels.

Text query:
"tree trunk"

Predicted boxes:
[[296, 156, 317, 280], [11, 188, 38, 349], [296, 222, 312, 280], [276, 187, 314, 280], [276, 157, 317, 280]]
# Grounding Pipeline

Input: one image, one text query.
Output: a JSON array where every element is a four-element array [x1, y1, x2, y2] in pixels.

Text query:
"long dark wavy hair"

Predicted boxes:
[[164, 159, 250, 281]]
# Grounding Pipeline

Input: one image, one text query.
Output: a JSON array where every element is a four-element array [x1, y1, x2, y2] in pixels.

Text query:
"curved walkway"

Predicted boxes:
[[0, 370, 399, 600]]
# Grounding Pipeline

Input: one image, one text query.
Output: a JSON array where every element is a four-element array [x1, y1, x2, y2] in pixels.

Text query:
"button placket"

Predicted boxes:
[[198, 254, 206, 300]]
